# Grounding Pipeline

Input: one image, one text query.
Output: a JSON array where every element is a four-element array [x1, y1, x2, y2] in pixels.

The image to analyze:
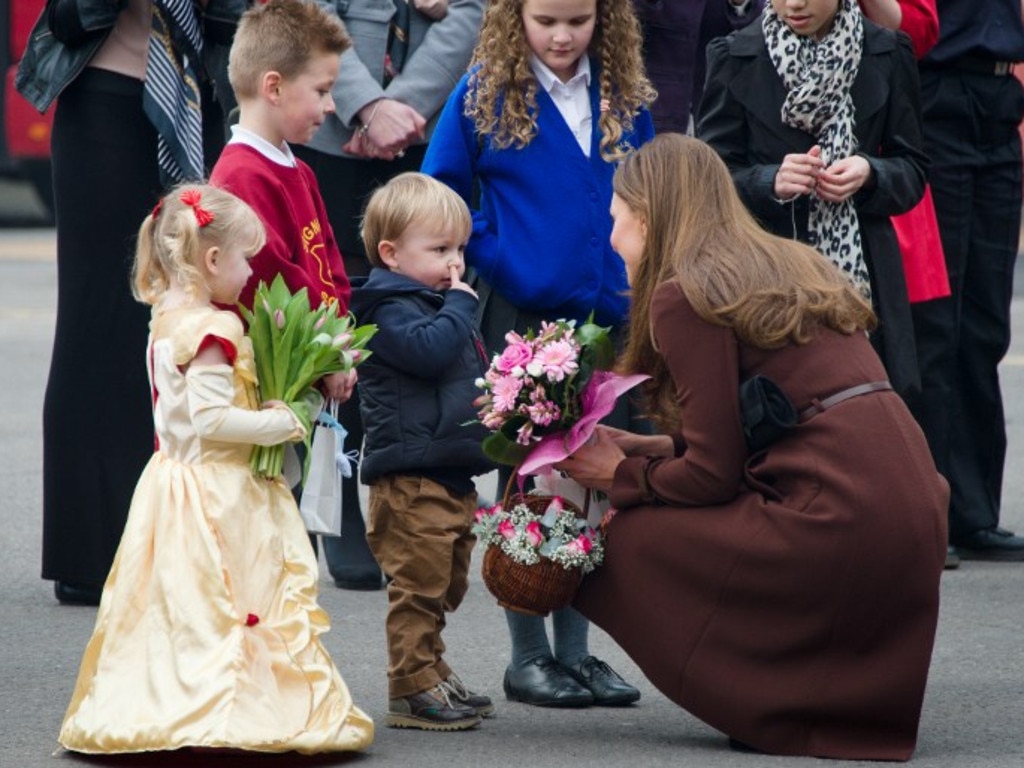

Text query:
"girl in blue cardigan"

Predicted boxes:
[[422, 0, 655, 710]]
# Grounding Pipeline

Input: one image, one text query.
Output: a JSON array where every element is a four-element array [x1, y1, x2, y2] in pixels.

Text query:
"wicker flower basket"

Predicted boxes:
[[480, 487, 591, 617]]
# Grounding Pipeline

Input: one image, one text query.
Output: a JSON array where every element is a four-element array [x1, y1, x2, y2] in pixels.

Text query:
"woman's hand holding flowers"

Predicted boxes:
[[554, 429, 624, 493], [598, 425, 674, 458]]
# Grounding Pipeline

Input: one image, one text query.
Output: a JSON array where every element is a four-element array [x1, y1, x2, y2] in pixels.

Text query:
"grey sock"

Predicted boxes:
[[552, 606, 590, 668], [505, 608, 552, 667]]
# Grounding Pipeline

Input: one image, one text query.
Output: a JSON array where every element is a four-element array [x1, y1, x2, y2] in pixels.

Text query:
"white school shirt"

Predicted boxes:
[[227, 125, 297, 167], [530, 54, 592, 158]]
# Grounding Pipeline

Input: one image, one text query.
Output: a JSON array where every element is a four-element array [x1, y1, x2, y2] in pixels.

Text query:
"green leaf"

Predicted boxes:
[[482, 431, 531, 466], [576, 320, 615, 371]]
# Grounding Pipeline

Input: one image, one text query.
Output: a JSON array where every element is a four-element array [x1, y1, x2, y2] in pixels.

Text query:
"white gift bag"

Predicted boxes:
[[533, 472, 609, 529], [299, 400, 357, 536]]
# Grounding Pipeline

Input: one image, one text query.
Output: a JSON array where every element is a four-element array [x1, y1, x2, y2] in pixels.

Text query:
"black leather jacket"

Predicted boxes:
[[16, 0, 247, 113]]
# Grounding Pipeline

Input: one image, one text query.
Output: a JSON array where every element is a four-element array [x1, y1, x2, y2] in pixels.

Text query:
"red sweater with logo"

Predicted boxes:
[[211, 144, 351, 314]]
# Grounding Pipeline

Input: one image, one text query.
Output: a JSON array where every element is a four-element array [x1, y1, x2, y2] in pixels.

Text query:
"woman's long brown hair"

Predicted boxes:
[[613, 134, 875, 426]]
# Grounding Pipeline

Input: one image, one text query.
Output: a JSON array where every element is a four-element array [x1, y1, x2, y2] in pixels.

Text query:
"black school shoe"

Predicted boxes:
[[944, 546, 961, 570], [953, 527, 1024, 562], [564, 656, 641, 706], [54, 581, 101, 606], [332, 567, 385, 590], [503, 655, 593, 707]]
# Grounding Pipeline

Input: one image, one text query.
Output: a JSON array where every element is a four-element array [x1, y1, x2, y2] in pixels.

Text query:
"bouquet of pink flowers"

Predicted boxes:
[[475, 317, 648, 475]]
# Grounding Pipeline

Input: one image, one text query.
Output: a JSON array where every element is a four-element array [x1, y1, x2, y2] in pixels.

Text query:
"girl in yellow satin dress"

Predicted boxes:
[[58, 185, 374, 755]]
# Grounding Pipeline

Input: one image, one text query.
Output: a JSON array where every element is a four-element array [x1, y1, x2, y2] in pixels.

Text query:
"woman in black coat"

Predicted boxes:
[[17, 0, 239, 604], [696, 0, 927, 398]]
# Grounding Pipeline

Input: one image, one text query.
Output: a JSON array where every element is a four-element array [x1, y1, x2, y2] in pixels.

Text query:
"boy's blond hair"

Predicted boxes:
[[361, 173, 473, 268], [229, 0, 350, 101]]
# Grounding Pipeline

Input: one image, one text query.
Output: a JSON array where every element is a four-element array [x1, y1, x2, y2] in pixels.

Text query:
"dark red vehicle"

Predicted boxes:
[[1, 0, 53, 212]]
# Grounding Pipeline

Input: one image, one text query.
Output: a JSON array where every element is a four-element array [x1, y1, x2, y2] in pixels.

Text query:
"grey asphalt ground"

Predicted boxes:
[[1, 180, 1022, 768]]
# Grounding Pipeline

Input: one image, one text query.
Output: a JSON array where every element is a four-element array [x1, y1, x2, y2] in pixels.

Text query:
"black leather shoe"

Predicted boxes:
[[944, 546, 961, 570], [503, 656, 593, 708], [332, 567, 384, 590], [54, 581, 101, 606], [953, 527, 1024, 562], [728, 737, 765, 754], [565, 656, 641, 706]]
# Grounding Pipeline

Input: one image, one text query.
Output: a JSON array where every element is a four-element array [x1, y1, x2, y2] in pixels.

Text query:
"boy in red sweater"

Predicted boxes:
[[211, 0, 354, 403]]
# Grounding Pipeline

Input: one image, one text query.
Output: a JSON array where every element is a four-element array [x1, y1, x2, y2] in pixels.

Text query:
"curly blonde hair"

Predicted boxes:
[[132, 184, 266, 306], [465, 0, 655, 162]]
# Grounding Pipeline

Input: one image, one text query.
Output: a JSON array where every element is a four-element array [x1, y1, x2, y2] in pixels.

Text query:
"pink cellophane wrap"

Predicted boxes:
[[517, 371, 650, 478]]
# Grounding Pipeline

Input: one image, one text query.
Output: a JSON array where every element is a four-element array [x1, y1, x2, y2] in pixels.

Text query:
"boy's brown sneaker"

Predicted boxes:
[[443, 673, 495, 717], [387, 684, 482, 731]]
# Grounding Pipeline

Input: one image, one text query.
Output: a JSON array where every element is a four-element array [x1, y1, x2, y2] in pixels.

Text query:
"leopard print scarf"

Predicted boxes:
[[763, 0, 870, 297]]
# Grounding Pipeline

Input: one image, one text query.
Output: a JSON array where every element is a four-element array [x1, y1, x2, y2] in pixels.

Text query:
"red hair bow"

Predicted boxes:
[[179, 188, 216, 228]]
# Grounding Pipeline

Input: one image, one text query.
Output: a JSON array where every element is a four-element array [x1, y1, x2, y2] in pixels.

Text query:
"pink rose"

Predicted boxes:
[[495, 341, 534, 374], [498, 520, 516, 540], [525, 521, 544, 548], [565, 534, 593, 556], [475, 505, 498, 523]]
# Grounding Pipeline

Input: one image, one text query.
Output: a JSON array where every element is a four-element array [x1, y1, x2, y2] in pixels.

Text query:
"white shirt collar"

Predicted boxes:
[[529, 53, 591, 94], [228, 125, 296, 168]]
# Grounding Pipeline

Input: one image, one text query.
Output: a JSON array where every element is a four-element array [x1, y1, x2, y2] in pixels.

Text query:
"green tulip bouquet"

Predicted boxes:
[[240, 275, 376, 479]]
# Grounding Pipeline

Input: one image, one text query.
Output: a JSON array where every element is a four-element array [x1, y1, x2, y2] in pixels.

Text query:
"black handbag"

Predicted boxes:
[[739, 375, 797, 453]]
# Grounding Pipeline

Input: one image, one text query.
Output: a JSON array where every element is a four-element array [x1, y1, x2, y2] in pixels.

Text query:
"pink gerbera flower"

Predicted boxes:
[[491, 375, 523, 412], [531, 340, 579, 382]]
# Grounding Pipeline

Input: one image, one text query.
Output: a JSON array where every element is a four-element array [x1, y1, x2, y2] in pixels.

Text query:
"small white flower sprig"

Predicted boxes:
[[240, 274, 377, 479], [473, 495, 605, 573]]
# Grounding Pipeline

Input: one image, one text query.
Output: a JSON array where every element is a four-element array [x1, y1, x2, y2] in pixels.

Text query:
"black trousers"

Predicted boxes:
[[43, 68, 225, 587], [291, 145, 426, 580], [43, 69, 160, 587], [912, 68, 1024, 540]]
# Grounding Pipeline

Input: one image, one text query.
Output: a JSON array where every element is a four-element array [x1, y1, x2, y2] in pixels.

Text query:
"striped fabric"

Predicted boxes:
[[384, 0, 410, 84], [143, 0, 204, 183]]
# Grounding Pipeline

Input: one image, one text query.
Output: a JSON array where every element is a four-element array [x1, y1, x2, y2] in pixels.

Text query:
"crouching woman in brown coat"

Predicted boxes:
[[557, 134, 948, 761]]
